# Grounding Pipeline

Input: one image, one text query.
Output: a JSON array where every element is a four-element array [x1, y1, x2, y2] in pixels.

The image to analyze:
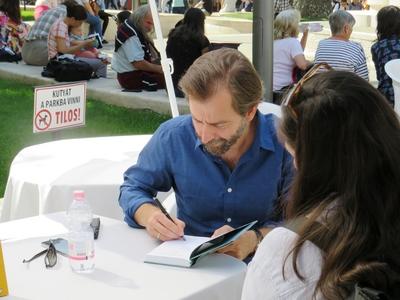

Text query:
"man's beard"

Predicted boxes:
[[203, 118, 248, 157]]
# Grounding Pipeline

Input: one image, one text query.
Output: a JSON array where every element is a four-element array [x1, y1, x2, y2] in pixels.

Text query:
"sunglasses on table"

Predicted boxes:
[[22, 240, 58, 268], [282, 63, 333, 117]]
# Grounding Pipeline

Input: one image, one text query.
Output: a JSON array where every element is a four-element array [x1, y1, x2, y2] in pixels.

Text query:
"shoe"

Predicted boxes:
[[102, 39, 108, 44]]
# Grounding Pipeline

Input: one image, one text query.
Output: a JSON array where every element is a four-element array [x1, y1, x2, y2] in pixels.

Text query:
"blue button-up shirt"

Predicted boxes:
[[119, 112, 293, 236]]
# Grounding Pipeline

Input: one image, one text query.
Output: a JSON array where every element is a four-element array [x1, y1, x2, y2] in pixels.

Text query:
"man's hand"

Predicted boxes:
[[135, 203, 185, 241], [211, 225, 258, 260]]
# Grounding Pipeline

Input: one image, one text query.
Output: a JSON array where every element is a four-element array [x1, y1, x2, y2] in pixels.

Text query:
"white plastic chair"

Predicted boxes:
[[384, 59, 400, 115], [257, 101, 282, 118]]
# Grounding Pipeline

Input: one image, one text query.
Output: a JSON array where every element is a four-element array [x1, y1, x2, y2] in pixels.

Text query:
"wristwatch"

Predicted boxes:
[[251, 227, 263, 250]]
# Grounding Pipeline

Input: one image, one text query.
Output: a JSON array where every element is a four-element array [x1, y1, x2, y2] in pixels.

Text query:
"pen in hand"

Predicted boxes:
[[153, 197, 185, 240]]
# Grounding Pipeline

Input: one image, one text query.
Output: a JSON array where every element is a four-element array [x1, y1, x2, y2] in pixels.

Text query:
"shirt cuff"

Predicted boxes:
[[124, 199, 155, 229]]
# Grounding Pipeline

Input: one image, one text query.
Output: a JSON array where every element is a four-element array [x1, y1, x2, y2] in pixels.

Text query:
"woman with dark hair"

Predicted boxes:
[[0, 0, 29, 58], [166, 7, 209, 97], [0, 0, 21, 23], [242, 70, 400, 299], [371, 5, 400, 106]]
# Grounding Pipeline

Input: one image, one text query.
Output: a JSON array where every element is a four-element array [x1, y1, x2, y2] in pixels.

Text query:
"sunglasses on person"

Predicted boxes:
[[22, 240, 57, 268], [282, 63, 333, 118]]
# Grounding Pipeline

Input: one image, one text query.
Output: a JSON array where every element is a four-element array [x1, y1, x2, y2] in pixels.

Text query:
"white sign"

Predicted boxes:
[[33, 82, 86, 133]]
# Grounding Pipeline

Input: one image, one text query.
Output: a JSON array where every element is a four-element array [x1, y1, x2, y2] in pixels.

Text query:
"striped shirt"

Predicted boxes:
[[315, 39, 369, 81], [26, 4, 66, 40]]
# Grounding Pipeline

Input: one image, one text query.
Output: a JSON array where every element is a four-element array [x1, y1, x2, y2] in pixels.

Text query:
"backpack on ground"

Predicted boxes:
[[42, 57, 93, 82]]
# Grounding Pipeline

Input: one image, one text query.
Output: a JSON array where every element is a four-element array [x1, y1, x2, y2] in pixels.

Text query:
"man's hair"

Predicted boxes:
[[280, 71, 400, 299], [129, 4, 151, 36], [329, 10, 355, 36], [376, 5, 400, 40], [66, 3, 86, 20], [274, 9, 301, 40], [182, 8, 205, 34], [179, 48, 263, 116]]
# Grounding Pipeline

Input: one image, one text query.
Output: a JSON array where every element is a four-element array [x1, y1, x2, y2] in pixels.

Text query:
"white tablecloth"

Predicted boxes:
[[1, 135, 154, 222], [0, 213, 246, 300], [1, 104, 281, 223]]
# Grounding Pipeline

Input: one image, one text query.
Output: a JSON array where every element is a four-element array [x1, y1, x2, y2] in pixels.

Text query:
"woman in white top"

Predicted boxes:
[[242, 70, 400, 299], [273, 9, 311, 100]]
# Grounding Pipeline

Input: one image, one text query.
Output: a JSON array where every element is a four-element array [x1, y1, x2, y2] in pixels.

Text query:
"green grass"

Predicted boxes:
[[0, 79, 170, 197], [21, 9, 35, 22]]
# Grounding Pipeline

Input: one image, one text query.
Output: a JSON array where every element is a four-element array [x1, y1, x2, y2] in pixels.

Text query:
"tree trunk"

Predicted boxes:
[[293, 0, 332, 18]]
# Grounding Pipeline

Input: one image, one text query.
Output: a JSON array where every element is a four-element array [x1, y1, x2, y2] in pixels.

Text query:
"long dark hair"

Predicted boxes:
[[0, 0, 21, 24], [376, 5, 400, 40], [280, 71, 400, 299], [181, 8, 205, 34]]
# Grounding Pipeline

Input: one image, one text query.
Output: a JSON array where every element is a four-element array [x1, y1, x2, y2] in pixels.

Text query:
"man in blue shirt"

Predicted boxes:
[[119, 48, 293, 260]]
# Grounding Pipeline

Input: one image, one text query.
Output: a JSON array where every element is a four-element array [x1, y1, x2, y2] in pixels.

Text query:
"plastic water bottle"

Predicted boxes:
[[67, 190, 95, 273]]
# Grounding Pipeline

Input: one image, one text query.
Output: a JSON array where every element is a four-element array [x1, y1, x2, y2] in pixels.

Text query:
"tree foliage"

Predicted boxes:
[[293, 0, 332, 18]]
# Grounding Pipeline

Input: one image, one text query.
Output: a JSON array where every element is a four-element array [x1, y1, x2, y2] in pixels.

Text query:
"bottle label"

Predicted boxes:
[[68, 242, 95, 260]]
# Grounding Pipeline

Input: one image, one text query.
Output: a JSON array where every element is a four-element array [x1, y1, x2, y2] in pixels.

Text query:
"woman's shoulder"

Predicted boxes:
[[274, 37, 301, 47], [243, 227, 323, 299]]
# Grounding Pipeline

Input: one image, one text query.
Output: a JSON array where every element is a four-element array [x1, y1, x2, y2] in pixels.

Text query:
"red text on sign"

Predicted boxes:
[[55, 108, 81, 124]]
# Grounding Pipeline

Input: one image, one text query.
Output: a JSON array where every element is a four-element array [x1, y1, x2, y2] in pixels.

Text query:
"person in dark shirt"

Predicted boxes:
[[166, 8, 209, 97], [371, 5, 400, 105]]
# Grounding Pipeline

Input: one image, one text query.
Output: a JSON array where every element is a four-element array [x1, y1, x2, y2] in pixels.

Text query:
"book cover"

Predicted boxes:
[[144, 220, 257, 268]]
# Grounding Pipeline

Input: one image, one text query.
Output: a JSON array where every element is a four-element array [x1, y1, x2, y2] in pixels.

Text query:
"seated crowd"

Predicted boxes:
[[1, 0, 399, 107], [1, 1, 400, 299], [272, 7, 398, 107]]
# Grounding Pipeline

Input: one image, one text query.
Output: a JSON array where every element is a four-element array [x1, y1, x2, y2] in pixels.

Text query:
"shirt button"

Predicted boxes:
[[227, 218, 232, 223], [227, 188, 232, 193]]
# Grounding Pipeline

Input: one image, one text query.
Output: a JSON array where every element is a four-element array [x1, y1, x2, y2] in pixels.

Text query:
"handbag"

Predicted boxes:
[[42, 57, 94, 82]]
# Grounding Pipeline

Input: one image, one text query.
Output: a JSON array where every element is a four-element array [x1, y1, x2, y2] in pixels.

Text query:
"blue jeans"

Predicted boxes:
[[86, 13, 102, 38]]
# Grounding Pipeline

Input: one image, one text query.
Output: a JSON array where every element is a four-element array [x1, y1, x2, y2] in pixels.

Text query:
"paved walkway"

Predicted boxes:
[[0, 18, 378, 115]]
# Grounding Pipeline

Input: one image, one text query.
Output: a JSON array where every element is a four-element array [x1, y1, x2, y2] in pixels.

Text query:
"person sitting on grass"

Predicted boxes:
[[47, 4, 107, 78], [112, 5, 164, 91]]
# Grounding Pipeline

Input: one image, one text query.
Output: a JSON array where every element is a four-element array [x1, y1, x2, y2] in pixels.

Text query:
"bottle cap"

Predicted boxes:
[[73, 190, 85, 201]]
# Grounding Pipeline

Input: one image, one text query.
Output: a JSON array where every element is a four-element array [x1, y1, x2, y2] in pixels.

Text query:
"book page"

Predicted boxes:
[[147, 236, 210, 260]]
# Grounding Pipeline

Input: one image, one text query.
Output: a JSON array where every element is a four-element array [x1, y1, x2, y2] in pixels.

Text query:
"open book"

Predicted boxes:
[[144, 220, 257, 268], [85, 33, 103, 49]]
